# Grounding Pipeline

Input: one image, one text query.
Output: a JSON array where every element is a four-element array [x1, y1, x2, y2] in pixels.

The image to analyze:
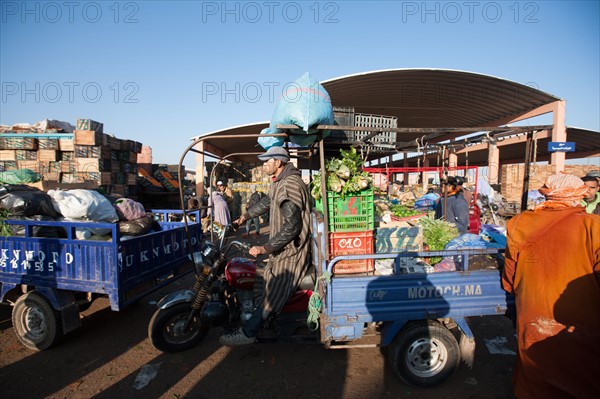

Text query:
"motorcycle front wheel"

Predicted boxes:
[[148, 303, 209, 352]]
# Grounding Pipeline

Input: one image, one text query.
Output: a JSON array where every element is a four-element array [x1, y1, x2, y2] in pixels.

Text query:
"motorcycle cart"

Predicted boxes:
[[149, 129, 514, 388], [0, 209, 203, 350]]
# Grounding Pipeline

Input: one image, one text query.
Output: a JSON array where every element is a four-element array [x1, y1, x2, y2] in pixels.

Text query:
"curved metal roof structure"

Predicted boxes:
[[321, 68, 560, 128], [192, 69, 596, 166]]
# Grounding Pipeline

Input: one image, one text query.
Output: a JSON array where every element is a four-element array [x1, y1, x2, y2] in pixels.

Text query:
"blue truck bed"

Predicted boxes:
[[0, 210, 202, 311], [322, 250, 512, 345]]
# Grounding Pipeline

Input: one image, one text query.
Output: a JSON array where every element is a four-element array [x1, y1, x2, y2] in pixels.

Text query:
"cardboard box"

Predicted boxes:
[[76, 119, 103, 133], [74, 130, 103, 145]]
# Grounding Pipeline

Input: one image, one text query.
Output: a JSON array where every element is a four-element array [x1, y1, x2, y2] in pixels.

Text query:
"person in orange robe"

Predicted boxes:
[[502, 173, 600, 399]]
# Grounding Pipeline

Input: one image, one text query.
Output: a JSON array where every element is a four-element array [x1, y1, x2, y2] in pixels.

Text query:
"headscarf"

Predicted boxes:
[[535, 173, 588, 210]]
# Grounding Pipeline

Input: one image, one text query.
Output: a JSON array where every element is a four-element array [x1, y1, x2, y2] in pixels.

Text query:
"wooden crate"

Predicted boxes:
[[38, 138, 59, 150], [74, 130, 103, 145], [108, 136, 122, 150], [375, 225, 423, 253], [42, 171, 60, 181], [38, 150, 58, 162], [76, 158, 111, 172], [0, 137, 37, 150], [79, 172, 112, 184], [59, 139, 75, 151], [61, 161, 76, 173], [0, 150, 16, 161], [15, 150, 37, 160], [60, 152, 74, 161], [17, 160, 40, 172], [127, 173, 138, 185], [76, 119, 103, 133]]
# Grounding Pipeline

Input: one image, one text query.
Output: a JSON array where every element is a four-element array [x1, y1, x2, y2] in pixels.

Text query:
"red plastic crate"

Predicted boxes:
[[329, 230, 374, 274]]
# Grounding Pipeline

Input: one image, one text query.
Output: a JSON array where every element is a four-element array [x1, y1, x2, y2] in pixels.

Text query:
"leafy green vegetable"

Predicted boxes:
[[310, 148, 371, 200], [390, 204, 422, 218], [327, 173, 343, 193], [0, 209, 13, 237], [419, 216, 459, 264], [311, 173, 322, 200]]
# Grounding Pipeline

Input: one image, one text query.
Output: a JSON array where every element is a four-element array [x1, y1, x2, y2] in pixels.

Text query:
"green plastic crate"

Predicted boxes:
[[315, 189, 374, 232]]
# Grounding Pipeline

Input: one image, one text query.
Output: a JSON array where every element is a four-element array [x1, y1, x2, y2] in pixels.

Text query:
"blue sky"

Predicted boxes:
[[1, 1, 599, 169]]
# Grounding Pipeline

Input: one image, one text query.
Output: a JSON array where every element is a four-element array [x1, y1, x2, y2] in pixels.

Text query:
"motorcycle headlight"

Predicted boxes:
[[201, 241, 218, 260]]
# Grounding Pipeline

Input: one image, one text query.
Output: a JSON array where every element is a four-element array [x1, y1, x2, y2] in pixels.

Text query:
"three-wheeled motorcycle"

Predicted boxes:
[[148, 131, 513, 387]]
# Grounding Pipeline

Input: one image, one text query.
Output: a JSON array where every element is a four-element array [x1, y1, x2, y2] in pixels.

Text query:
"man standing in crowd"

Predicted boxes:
[[220, 146, 311, 346], [243, 185, 263, 238], [581, 175, 600, 215], [502, 173, 600, 399], [435, 175, 469, 234]]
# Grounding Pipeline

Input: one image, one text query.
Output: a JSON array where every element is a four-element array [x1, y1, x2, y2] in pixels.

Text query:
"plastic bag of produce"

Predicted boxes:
[[57, 217, 114, 238], [48, 189, 119, 222], [119, 214, 156, 236], [0, 169, 42, 184], [258, 72, 333, 150], [113, 198, 146, 221], [5, 215, 64, 238], [0, 185, 60, 218], [414, 192, 440, 211]]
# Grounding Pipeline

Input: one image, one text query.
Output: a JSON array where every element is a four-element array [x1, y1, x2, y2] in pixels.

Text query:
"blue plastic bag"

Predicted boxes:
[[258, 72, 333, 150], [257, 127, 285, 150]]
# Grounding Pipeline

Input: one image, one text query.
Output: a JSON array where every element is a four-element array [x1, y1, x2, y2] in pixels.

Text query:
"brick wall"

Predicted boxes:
[[501, 164, 599, 201]]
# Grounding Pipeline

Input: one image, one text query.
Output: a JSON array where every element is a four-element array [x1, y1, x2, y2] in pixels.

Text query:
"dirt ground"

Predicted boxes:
[[0, 227, 518, 399]]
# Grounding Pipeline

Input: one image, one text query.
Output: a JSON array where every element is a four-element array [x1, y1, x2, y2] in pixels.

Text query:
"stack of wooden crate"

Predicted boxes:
[[0, 119, 143, 197]]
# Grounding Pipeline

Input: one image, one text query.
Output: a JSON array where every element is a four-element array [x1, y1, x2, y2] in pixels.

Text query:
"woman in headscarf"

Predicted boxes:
[[207, 189, 231, 227], [501, 173, 600, 399]]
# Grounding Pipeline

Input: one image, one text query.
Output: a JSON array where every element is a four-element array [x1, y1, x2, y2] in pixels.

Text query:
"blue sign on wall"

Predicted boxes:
[[547, 142, 576, 152]]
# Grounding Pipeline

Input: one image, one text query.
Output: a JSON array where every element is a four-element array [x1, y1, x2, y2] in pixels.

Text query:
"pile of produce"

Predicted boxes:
[[418, 216, 459, 264], [389, 204, 424, 218], [0, 209, 11, 236], [311, 148, 371, 200]]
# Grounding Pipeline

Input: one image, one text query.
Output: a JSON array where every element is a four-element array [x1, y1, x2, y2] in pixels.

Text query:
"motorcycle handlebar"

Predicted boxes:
[[230, 240, 252, 252]]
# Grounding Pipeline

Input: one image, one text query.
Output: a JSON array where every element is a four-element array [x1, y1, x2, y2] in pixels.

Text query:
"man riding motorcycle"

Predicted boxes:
[[220, 146, 312, 346]]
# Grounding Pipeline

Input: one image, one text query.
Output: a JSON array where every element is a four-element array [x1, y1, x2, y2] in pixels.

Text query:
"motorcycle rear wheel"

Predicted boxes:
[[148, 303, 209, 352]]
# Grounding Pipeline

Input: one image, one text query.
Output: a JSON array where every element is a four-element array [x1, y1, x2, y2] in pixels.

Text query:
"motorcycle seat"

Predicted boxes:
[[298, 265, 316, 291]]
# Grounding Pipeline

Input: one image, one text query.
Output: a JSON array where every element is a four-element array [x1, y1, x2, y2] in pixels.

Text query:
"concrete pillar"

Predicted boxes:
[[550, 100, 567, 172], [487, 141, 500, 185], [448, 152, 458, 171]]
